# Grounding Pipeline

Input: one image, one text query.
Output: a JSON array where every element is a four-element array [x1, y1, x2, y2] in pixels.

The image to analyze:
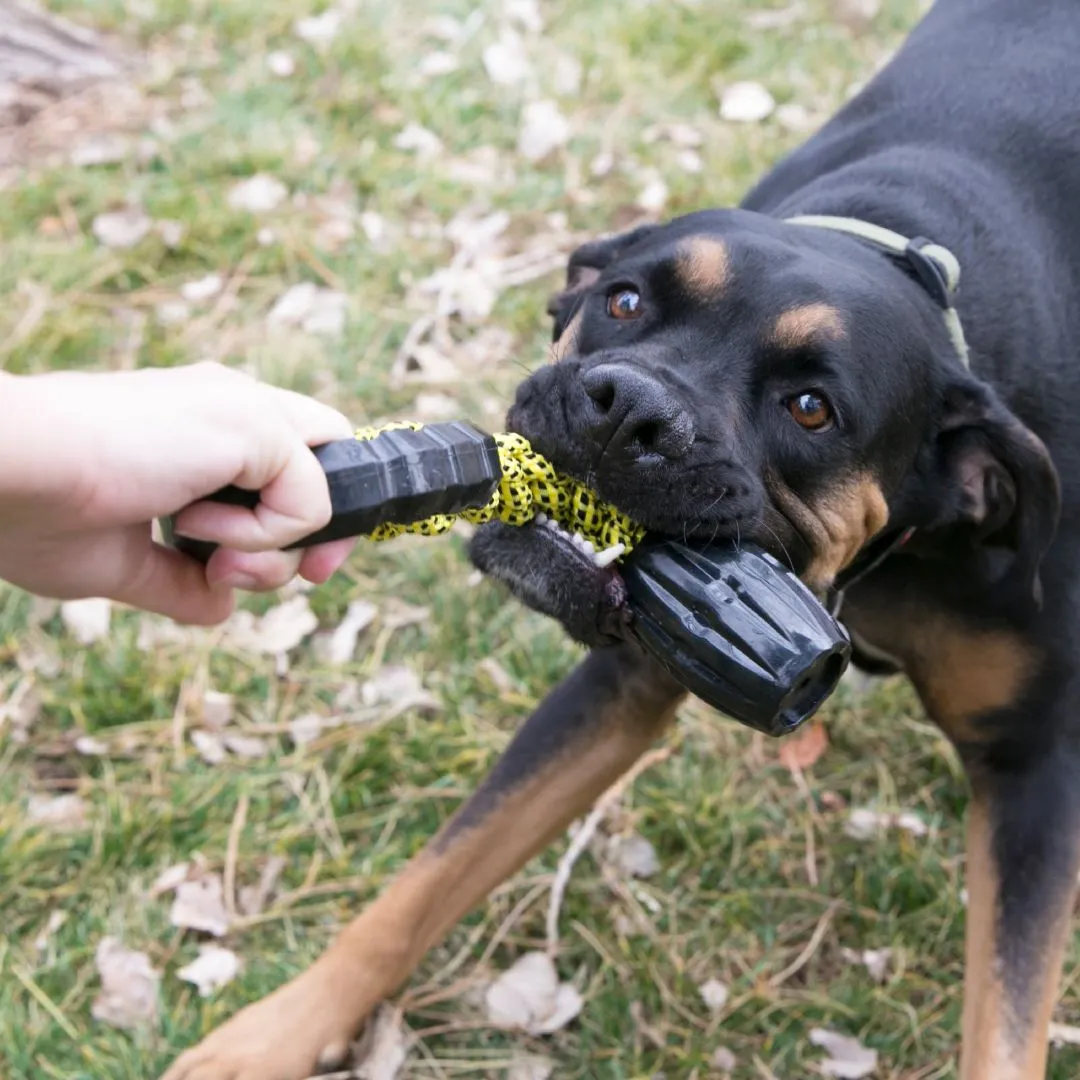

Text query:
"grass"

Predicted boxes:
[[1, 0, 1078, 1077]]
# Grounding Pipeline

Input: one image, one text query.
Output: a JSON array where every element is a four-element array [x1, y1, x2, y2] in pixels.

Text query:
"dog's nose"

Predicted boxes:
[[582, 363, 694, 461]]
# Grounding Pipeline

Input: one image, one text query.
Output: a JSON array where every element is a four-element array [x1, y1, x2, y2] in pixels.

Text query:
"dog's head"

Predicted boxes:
[[469, 209, 1060, 645]]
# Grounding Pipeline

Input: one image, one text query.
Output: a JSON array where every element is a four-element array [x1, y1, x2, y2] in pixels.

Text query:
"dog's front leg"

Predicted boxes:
[[960, 741, 1080, 1080], [161, 644, 685, 1080]]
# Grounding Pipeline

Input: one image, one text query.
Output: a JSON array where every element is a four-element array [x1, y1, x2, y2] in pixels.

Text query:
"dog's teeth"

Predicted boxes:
[[593, 543, 625, 568], [535, 512, 548, 524]]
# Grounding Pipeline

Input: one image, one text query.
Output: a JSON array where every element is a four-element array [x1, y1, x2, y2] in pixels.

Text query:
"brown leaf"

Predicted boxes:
[[91, 938, 160, 1031], [778, 720, 829, 773], [351, 1003, 410, 1079], [484, 952, 583, 1035], [169, 873, 231, 937], [176, 944, 242, 997], [26, 793, 89, 830], [809, 1028, 878, 1079]]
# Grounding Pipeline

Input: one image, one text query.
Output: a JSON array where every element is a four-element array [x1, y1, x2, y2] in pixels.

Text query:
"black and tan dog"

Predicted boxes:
[[165, 1, 1080, 1077]]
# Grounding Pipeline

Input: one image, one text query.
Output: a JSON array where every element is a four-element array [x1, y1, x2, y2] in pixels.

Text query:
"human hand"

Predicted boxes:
[[0, 362, 357, 624]]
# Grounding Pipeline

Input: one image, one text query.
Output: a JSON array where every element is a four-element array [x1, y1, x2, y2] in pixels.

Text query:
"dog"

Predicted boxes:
[[163, 1, 1080, 1076]]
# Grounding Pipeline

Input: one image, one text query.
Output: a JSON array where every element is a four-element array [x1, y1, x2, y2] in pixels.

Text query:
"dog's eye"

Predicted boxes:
[[787, 391, 834, 431], [607, 288, 642, 320]]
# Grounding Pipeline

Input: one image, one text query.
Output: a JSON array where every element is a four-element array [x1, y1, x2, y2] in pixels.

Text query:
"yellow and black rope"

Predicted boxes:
[[353, 422, 647, 557]]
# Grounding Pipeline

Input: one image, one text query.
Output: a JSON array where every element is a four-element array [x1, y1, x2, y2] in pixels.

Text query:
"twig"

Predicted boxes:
[[767, 900, 840, 988], [545, 745, 671, 956], [223, 793, 249, 918]]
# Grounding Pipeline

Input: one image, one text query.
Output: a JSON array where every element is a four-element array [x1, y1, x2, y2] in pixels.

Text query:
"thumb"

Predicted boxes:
[[110, 538, 238, 625]]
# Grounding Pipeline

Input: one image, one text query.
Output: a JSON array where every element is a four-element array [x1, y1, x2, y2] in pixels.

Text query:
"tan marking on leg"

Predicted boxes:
[[769, 303, 845, 350], [767, 471, 888, 590], [161, 653, 684, 1080], [551, 308, 583, 363], [675, 236, 730, 300]]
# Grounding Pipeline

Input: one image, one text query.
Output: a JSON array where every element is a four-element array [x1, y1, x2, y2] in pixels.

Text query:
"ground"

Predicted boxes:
[[2, 0, 1079, 1078]]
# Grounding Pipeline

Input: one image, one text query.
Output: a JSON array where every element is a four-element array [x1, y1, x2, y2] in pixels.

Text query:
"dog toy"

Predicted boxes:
[[163, 421, 850, 737]]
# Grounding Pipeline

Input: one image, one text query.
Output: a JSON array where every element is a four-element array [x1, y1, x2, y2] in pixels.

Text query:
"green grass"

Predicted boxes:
[[2, 0, 1079, 1077]]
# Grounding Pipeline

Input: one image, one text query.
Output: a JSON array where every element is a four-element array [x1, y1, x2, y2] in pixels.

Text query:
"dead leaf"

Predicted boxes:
[[719, 80, 776, 123], [288, 712, 326, 748], [360, 664, 441, 718], [267, 283, 347, 338], [201, 689, 234, 731], [169, 872, 231, 937], [225, 595, 318, 655], [845, 807, 928, 840], [222, 732, 269, 759], [477, 656, 516, 695], [841, 947, 893, 983], [323, 599, 378, 664], [746, 3, 806, 29], [484, 951, 584, 1035], [776, 102, 815, 132], [508, 1053, 555, 1080], [352, 1003, 410, 1079], [698, 977, 730, 1014], [833, 0, 881, 29], [75, 734, 108, 756], [483, 30, 531, 86], [677, 149, 703, 174], [418, 51, 459, 78], [809, 1028, 878, 1079], [71, 133, 129, 167], [636, 174, 669, 214], [34, 910, 67, 952], [518, 99, 570, 162], [177, 944, 242, 997], [1049, 1022, 1080, 1047], [607, 833, 660, 879], [190, 729, 227, 765], [180, 273, 223, 302], [238, 855, 287, 916], [266, 50, 296, 77], [91, 938, 160, 1031], [149, 862, 192, 898], [711, 1046, 738, 1073], [228, 174, 288, 214], [382, 599, 430, 630], [27, 793, 89, 830], [294, 8, 342, 47], [92, 207, 151, 249], [505, 0, 543, 33], [60, 597, 112, 644], [552, 52, 582, 96], [778, 720, 829, 773]]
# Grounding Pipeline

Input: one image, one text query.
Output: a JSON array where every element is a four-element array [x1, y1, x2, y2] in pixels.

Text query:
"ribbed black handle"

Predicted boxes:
[[163, 421, 503, 564], [622, 538, 851, 736]]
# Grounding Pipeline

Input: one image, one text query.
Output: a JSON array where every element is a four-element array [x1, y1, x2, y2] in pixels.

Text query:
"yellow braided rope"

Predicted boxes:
[[353, 422, 647, 557]]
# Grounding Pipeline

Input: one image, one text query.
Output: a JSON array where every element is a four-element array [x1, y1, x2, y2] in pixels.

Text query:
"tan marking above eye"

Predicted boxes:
[[770, 303, 846, 349], [674, 236, 730, 299]]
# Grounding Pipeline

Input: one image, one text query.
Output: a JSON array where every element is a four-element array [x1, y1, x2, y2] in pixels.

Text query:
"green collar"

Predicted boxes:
[[786, 213, 970, 369]]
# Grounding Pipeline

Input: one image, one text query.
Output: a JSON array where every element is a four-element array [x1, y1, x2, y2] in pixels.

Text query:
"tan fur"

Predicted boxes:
[[770, 303, 845, 349], [551, 308, 583, 363], [675, 236, 730, 299]]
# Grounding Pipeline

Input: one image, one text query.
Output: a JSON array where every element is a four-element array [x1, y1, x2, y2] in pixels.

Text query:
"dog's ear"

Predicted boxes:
[[929, 376, 1060, 603], [547, 224, 658, 341]]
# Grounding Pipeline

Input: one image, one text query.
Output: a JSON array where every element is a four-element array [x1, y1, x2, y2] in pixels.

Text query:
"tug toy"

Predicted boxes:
[[163, 421, 851, 737]]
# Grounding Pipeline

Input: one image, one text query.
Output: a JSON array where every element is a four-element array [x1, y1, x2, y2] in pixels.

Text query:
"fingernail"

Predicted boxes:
[[217, 571, 261, 591]]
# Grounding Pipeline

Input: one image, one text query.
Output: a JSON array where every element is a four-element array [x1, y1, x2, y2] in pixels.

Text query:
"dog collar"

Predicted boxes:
[[785, 213, 970, 369]]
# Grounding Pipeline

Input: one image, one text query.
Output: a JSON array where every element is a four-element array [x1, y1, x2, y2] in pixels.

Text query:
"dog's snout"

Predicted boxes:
[[582, 363, 695, 461]]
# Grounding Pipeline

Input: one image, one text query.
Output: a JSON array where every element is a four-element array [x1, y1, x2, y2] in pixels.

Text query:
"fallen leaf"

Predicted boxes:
[[809, 1028, 878, 1079], [34, 910, 67, 951], [644, 121, 703, 147], [294, 8, 342, 47], [156, 219, 185, 248], [711, 1046, 738, 1073], [222, 732, 269, 759], [676, 149, 703, 174], [71, 133, 129, 167], [180, 273, 223, 302], [149, 862, 192, 898], [698, 977, 730, 1013], [394, 122, 443, 158], [75, 734, 108, 756], [91, 938, 160, 1031], [324, 599, 378, 664], [267, 283, 348, 338], [590, 151, 615, 177], [170, 873, 231, 937], [191, 729, 227, 766], [636, 174, 669, 214], [505, 0, 543, 33], [719, 80, 776, 123], [517, 99, 570, 162], [360, 664, 441, 718], [483, 30, 531, 86], [27, 793, 89, 830], [228, 174, 288, 214], [607, 833, 660, 879], [92, 207, 151, 249], [552, 52, 582, 96], [412, 392, 459, 420], [895, 811, 928, 837], [177, 944, 242, 997], [352, 1003, 409, 1079], [508, 1052, 555, 1080], [266, 50, 296, 77], [845, 807, 928, 840], [746, 3, 806, 29], [841, 946, 893, 983], [418, 51, 459, 78], [156, 300, 190, 325], [484, 951, 584, 1035], [778, 720, 829, 773], [381, 599, 430, 630], [423, 14, 463, 42], [477, 656, 516, 695], [225, 595, 318, 655], [834, 0, 881, 29], [238, 855, 287, 916], [776, 102, 815, 132], [201, 689, 234, 731], [1049, 1022, 1080, 1047], [60, 597, 112, 644]]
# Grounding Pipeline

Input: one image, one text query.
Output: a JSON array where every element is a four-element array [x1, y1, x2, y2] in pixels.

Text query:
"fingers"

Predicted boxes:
[[298, 537, 357, 584], [205, 547, 306, 592]]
